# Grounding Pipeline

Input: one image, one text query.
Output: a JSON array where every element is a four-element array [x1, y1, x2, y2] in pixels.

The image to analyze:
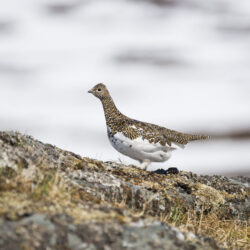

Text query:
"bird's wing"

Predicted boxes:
[[125, 119, 172, 147], [129, 119, 209, 146], [119, 118, 209, 147]]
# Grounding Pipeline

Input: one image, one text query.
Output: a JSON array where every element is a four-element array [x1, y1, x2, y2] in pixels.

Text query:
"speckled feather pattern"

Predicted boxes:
[[101, 95, 208, 147], [89, 83, 209, 165]]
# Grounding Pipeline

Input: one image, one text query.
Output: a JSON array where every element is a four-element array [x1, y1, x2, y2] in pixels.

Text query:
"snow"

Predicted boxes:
[[0, 0, 249, 175]]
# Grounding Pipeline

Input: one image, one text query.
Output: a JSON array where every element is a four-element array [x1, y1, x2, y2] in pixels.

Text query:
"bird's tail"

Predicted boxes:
[[187, 134, 211, 142]]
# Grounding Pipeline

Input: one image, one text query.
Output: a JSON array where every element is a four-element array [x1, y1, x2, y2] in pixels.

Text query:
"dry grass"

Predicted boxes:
[[111, 187, 249, 249], [0, 166, 125, 223], [161, 207, 249, 249], [0, 165, 249, 249]]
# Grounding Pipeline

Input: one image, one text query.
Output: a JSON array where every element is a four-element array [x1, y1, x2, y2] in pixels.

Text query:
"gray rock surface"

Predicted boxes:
[[0, 214, 218, 250], [0, 131, 249, 249]]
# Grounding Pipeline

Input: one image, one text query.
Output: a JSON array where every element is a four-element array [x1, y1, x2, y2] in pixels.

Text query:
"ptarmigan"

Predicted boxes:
[[88, 83, 209, 170]]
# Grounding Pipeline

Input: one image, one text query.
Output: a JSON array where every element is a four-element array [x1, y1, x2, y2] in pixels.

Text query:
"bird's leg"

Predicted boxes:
[[138, 159, 151, 170]]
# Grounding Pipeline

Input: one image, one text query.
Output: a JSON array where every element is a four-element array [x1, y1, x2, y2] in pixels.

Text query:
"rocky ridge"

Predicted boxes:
[[0, 131, 249, 249]]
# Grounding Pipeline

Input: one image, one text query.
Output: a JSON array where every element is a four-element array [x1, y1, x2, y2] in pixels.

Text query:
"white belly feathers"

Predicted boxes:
[[107, 126, 183, 162]]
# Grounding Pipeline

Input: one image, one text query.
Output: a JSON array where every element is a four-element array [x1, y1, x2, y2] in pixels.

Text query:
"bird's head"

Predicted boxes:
[[88, 83, 110, 100]]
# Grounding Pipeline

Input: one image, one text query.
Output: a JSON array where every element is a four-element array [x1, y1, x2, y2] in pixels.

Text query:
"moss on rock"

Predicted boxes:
[[0, 131, 249, 249]]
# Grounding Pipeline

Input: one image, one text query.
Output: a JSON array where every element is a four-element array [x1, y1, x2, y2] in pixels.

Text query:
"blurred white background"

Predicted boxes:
[[0, 0, 249, 175]]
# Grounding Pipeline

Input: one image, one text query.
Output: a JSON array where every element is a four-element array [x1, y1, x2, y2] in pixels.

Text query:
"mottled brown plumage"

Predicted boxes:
[[88, 83, 209, 146], [88, 83, 209, 169]]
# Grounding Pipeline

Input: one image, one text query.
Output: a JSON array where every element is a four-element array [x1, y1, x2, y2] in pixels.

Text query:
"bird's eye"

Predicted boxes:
[[97, 88, 101, 92]]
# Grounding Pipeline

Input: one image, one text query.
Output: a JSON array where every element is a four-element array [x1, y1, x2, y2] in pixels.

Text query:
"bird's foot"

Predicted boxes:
[[138, 159, 151, 170]]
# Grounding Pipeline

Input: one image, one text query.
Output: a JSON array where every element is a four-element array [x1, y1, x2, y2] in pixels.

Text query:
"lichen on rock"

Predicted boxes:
[[0, 131, 249, 249]]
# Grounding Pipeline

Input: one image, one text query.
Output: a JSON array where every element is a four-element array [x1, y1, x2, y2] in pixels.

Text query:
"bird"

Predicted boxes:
[[88, 83, 209, 170]]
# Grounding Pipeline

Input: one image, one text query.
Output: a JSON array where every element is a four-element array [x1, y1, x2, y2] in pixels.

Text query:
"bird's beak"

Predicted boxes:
[[88, 89, 93, 94]]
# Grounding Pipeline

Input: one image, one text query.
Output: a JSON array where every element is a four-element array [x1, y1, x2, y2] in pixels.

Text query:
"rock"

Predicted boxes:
[[0, 214, 218, 250], [152, 167, 179, 175], [0, 131, 249, 249]]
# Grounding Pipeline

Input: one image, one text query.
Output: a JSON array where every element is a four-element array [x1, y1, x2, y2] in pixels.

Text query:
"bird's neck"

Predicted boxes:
[[101, 96, 123, 126]]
